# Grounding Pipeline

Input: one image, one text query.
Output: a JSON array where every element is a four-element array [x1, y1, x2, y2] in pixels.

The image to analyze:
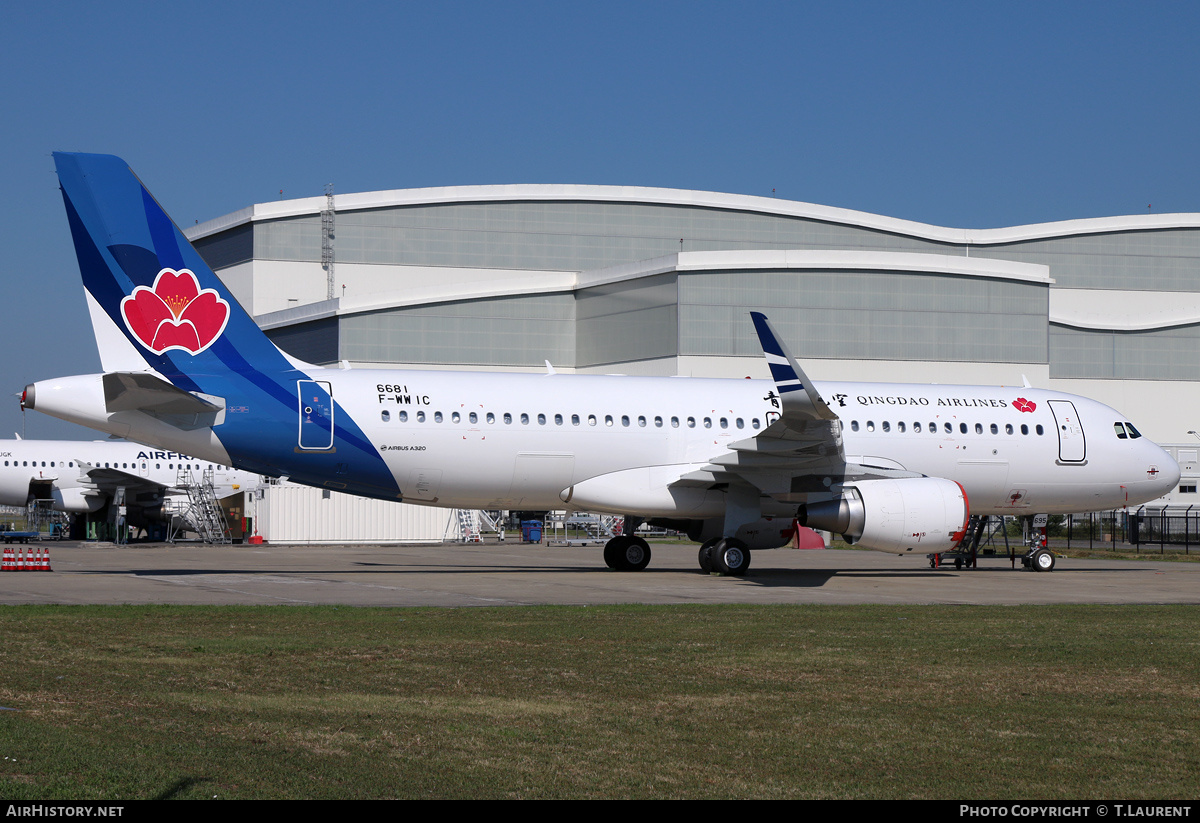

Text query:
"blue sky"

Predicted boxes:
[[2, 1, 1198, 440]]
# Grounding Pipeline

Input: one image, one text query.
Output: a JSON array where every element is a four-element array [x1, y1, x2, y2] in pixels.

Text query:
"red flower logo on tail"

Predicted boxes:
[[120, 269, 230, 355], [1013, 397, 1037, 413]]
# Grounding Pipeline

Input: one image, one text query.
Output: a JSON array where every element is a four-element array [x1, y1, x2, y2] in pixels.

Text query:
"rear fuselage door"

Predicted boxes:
[[298, 380, 335, 451], [1048, 399, 1086, 463]]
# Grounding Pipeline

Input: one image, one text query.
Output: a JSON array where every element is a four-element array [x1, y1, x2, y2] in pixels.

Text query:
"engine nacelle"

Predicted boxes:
[[51, 487, 105, 514], [800, 478, 969, 554]]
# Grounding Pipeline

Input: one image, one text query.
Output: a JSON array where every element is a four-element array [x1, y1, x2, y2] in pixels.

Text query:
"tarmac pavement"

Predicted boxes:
[[1, 539, 1198, 606]]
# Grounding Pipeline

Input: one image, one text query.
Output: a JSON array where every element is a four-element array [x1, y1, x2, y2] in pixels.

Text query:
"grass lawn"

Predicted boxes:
[[0, 604, 1196, 799]]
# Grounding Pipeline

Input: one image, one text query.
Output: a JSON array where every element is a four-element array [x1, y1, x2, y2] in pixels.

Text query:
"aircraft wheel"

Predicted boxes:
[[698, 539, 719, 573], [620, 536, 651, 571], [603, 536, 630, 569], [711, 538, 751, 577], [1031, 548, 1055, 572]]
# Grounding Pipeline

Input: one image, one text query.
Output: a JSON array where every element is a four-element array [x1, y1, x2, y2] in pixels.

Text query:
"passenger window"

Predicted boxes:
[[752, 418, 761, 429], [1021, 424, 1029, 435], [417, 411, 426, 423], [555, 414, 563, 425], [452, 412, 461, 423], [975, 423, 983, 434], [1036, 425, 1044, 435], [503, 413, 512, 424], [1006, 423, 1014, 435], [944, 422, 953, 434], [882, 421, 890, 432], [704, 418, 712, 428], [572, 414, 581, 426], [487, 412, 495, 424], [638, 416, 646, 427], [605, 415, 614, 427], [851, 421, 860, 432], [720, 418, 728, 429], [400, 411, 409, 422], [736, 418, 744, 429], [381, 410, 390, 422], [434, 411, 443, 423], [621, 415, 629, 427], [960, 423, 968, 434], [866, 421, 875, 432], [654, 416, 663, 428], [469, 412, 478, 423], [914, 422, 922, 433], [990, 423, 998, 434], [588, 415, 597, 426], [671, 417, 680, 428], [520, 413, 529, 425], [538, 414, 546, 425], [897, 422, 905, 433], [687, 417, 696, 428]]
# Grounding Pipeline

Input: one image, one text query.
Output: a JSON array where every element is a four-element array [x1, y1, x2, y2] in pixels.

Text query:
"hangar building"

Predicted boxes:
[[185, 185, 1200, 503]]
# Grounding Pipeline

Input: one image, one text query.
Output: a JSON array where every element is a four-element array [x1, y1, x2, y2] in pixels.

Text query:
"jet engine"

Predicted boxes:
[[800, 477, 968, 554], [50, 487, 105, 514]]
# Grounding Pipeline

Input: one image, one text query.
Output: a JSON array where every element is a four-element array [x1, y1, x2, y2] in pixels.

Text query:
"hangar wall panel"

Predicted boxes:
[[251, 202, 960, 271], [265, 317, 339, 366], [576, 274, 678, 367], [340, 294, 575, 367], [254, 483, 456, 544], [1050, 324, 1200, 380], [972, 229, 1200, 291], [193, 223, 254, 270], [677, 271, 1048, 363]]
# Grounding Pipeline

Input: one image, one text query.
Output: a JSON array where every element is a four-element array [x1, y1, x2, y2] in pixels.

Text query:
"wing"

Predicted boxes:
[[74, 460, 174, 502], [674, 312, 918, 505]]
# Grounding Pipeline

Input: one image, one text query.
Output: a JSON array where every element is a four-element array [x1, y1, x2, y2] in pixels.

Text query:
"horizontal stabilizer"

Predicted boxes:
[[103, 372, 223, 415]]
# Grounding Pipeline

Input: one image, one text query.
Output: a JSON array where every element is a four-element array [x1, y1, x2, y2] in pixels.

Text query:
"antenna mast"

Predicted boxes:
[[321, 184, 335, 300]]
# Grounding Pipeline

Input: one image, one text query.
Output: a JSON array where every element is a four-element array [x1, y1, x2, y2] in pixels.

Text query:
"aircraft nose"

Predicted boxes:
[[1150, 446, 1181, 493]]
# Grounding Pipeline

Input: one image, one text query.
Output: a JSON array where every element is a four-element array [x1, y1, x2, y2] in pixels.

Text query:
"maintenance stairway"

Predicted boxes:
[[168, 467, 232, 544]]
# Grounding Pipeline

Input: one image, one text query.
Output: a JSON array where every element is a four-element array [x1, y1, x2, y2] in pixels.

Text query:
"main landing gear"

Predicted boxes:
[[603, 535, 652, 571], [698, 537, 751, 576]]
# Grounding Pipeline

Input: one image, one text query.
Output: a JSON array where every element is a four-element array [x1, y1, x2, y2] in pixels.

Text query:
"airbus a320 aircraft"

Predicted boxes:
[[0, 437, 256, 527], [21, 153, 1181, 574]]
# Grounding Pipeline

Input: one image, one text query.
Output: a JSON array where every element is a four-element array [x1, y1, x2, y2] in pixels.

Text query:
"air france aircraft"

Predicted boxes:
[[0, 438, 256, 524], [20, 153, 1181, 574]]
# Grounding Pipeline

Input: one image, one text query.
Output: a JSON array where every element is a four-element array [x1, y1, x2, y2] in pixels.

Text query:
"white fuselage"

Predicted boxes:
[[0, 439, 256, 514], [28, 369, 1176, 518]]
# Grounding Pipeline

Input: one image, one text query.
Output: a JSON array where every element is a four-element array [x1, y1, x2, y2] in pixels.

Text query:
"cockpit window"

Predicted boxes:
[[1114, 422, 1128, 440], [1125, 421, 1143, 439]]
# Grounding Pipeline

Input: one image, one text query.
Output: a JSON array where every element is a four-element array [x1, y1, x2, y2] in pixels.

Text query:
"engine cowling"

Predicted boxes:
[[51, 487, 105, 514], [800, 477, 969, 554]]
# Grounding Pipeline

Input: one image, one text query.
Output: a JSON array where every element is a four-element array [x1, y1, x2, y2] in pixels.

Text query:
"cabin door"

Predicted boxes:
[[1048, 400, 1086, 463]]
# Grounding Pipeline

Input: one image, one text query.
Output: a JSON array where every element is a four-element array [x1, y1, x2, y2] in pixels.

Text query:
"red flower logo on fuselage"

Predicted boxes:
[[120, 268, 230, 355], [1013, 397, 1037, 413]]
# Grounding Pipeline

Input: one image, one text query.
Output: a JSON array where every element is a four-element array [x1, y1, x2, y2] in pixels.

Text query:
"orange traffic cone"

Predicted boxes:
[[38, 548, 51, 572], [1, 546, 13, 572]]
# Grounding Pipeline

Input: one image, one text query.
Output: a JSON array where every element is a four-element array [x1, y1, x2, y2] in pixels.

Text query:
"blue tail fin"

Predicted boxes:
[[54, 152, 298, 386], [53, 153, 400, 497]]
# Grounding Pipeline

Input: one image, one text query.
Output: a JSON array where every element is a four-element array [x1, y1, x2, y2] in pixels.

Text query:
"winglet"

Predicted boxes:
[[750, 312, 837, 422]]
